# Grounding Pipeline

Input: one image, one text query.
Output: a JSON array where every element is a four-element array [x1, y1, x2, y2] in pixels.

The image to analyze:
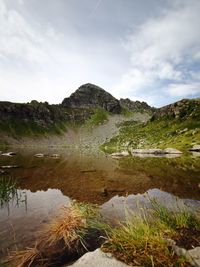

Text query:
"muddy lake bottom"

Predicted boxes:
[[0, 147, 200, 260]]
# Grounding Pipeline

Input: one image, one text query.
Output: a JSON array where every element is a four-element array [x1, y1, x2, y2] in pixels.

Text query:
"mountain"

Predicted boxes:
[[0, 83, 153, 141], [62, 83, 121, 113]]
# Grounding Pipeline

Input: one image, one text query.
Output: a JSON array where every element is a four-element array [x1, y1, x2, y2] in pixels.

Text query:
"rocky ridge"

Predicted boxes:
[[152, 98, 200, 120], [119, 98, 154, 113]]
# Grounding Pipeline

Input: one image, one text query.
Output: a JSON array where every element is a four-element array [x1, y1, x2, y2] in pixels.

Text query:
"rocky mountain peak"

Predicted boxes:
[[62, 83, 121, 113]]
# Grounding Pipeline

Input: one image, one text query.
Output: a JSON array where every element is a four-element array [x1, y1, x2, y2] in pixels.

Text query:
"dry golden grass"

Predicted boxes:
[[38, 205, 87, 250], [7, 245, 43, 267], [6, 204, 91, 267]]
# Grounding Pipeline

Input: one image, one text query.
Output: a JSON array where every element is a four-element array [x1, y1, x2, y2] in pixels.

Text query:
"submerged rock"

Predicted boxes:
[[34, 153, 45, 157], [1, 151, 16, 156], [69, 249, 129, 267], [0, 165, 19, 169], [111, 151, 129, 158], [50, 154, 60, 158]]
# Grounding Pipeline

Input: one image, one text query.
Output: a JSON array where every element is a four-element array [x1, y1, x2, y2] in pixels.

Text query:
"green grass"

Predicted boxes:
[[86, 108, 109, 126], [102, 203, 199, 266], [0, 119, 68, 138], [0, 176, 18, 207], [151, 200, 200, 230], [101, 116, 200, 153]]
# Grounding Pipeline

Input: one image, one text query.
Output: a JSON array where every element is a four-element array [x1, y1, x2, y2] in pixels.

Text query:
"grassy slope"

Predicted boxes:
[[101, 116, 200, 153]]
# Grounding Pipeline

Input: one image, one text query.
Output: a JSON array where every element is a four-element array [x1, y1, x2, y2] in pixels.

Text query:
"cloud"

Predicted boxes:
[[114, 0, 200, 106], [167, 83, 200, 97]]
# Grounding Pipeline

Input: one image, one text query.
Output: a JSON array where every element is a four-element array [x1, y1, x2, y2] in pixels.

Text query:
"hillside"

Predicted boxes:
[[101, 98, 200, 153], [0, 84, 153, 145]]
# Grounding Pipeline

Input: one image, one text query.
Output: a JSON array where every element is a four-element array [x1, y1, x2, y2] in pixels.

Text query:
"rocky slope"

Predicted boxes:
[[119, 98, 154, 113], [102, 98, 200, 153], [152, 98, 200, 120], [62, 83, 121, 113]]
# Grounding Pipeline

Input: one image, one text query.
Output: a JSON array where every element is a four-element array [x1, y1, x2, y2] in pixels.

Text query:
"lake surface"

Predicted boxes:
[[0, 147, 200, 260]]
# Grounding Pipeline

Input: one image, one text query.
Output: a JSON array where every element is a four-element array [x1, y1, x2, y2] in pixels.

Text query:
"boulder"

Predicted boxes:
[[189, 145, 200, 152], [34, 153, 45, 157], [68, 249, 129, 267], [111, 151, 129, 158], [1, 152, 16, 156], [131, 149, 164, 155], [0, 165, 19, 169], [164, 148, 182, 154]]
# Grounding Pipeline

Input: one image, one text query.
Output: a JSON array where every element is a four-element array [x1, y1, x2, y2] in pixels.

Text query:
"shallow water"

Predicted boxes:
[[0, 147, 200, 259]]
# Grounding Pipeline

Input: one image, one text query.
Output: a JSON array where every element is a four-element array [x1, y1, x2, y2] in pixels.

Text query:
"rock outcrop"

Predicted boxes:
[[62, 83, 121, 113], [119, 98, 154, 113], [152, 98, 200, 120]]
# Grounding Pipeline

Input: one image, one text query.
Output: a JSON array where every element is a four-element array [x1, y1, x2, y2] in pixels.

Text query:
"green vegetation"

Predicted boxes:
[[101, 116, 200, 153], [102, 202, 199, 266], [6, 200, 200, 267], [86, 108, 109, 126], [0, 176, 18, 207], [0, 119, 68, 138], [6, 202, 106, 267]]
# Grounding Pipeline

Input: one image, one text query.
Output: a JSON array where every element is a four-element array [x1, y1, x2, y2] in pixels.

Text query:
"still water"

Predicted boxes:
[[0, 147, 200, 259]]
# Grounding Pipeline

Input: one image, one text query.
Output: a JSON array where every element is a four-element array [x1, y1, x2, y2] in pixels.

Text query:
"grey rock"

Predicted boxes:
[[0, 165, 19, 169], [188, 247, 200, 267], [62, 83, 121, 114], [164, 148, 182, 154], [111, 151, 129, 158], [1, 151, 16, 156], [34, 153, 45, 157], [68, 249, 130, 267], [190, 145, 200, 152], [50, 154, 60, 158], [119, 98, 154, 113], [131, 149, 164, 155], [152, 98, 200, 120]]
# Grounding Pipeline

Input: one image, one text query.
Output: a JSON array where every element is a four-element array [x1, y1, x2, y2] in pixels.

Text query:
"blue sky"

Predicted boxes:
[[0, 0, 200, 107]]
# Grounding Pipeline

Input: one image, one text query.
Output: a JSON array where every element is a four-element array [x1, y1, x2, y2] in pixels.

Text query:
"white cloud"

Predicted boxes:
[[167, 83, 200, 97], [114, 0, 200, 105]]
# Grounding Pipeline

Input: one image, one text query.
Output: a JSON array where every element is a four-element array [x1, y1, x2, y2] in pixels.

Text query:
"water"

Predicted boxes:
[[0, 147, 200, 259]]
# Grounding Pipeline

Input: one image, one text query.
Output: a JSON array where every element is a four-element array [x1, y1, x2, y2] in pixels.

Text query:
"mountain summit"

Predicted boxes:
[[62, 83, 121, 113]]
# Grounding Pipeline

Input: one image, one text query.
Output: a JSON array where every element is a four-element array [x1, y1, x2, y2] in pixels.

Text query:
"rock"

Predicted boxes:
[[50, 154, 60, 158], [119, 98, 154, 113], [1, 152, 16, 156], [189, 145, 200, 152], [0, 165, 19, 169], [62, 83, 121, 114], [111, 151, 129, 158], [68, 249, 130, 267], [131, 149, 164, 155], [164, 148, 182, 154], [34, 153, 45, 157], [152, 98, 200, 120], [188, 247, 200, 267]]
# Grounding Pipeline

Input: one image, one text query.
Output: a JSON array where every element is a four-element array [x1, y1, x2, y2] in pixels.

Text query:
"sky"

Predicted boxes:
[[0, 0, 200, 107]]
